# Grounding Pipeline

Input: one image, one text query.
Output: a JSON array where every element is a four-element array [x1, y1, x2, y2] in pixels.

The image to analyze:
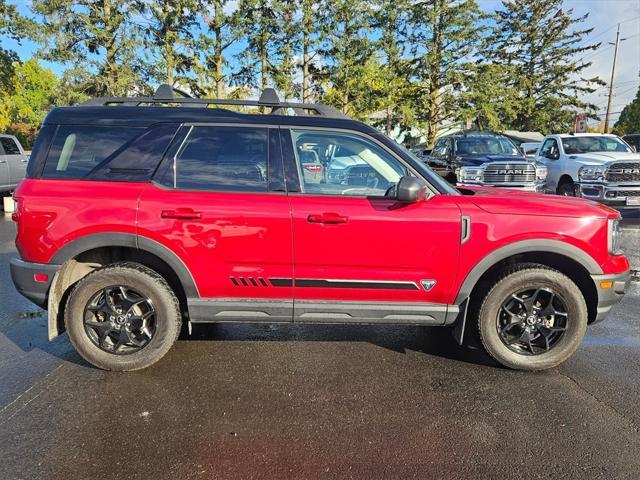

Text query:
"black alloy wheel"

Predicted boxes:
[[83, 285, 157, 355], [496, 287, 568, 356]]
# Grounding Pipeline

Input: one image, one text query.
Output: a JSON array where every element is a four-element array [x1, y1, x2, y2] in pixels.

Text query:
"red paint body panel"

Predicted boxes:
[[137, 184, 294, 299], [289, 194, 462, 304], [13, 179, 142, 263]]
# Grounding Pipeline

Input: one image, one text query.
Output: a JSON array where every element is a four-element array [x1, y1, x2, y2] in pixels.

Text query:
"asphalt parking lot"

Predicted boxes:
[[0, 213, 639, 479]]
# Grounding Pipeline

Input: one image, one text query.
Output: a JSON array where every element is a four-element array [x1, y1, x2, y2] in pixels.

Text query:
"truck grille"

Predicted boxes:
[[606, 162, 640, 182], [616, 190, 640, 197], [483, 163, 535, 185]]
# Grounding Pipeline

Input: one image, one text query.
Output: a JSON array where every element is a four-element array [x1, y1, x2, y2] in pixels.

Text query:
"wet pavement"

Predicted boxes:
[[0, 213, 639, 479]]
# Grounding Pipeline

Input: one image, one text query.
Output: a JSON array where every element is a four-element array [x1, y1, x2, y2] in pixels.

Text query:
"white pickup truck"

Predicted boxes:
[[535, 133, 640, 208], [0, 134, 29, 193]]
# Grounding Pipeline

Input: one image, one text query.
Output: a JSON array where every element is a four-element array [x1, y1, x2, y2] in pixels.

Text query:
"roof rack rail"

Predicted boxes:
[[81, 84, 349, 119]]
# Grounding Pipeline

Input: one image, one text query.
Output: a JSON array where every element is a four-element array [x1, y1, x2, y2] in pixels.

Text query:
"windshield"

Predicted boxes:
[[394, 141, 460, 195], [561, 136, 632, 154], [454, 137, 520, 156]]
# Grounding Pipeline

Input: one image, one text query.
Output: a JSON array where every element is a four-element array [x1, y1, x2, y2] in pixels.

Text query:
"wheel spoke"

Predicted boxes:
[[125, 328, 145, 347]]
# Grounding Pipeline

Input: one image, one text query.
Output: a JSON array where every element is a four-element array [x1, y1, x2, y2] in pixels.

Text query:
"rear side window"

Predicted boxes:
[[1, 137, 21, 155], [164, 126, 268, 192], [42, 126, 143, 179]]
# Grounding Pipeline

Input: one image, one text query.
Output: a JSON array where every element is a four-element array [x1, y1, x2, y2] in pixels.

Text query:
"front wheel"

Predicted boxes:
[[557, 181, 576, 197], [477, 266, 587, 370], [64, 262, 182, 371]]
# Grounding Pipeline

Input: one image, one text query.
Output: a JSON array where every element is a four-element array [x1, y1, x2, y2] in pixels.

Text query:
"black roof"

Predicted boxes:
[[43, 105, 378, 136]]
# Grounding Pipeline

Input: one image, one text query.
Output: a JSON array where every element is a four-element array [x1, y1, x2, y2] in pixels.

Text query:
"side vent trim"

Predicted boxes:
[[461, 216, 471, 244]]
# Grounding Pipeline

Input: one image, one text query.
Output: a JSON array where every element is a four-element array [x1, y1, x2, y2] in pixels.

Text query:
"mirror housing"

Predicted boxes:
[[396, 176, 428, 203]]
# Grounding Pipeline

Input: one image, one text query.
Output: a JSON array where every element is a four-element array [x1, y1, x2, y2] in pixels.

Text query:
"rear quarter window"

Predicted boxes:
[[42, 126, 144, 179]]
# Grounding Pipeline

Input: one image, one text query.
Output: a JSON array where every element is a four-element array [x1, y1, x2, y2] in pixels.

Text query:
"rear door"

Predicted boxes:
[[138, 124, 294, 322], [282, 128, 461, 324], [0, 136, 27, 187]]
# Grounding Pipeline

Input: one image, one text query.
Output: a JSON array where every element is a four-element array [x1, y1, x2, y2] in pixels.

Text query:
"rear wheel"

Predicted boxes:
[[477, 265, 587, 370], [65, 262, 181, 371]]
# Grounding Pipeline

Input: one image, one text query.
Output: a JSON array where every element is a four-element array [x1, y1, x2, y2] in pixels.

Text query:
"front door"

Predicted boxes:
[[0, 141, 9, 190], [138, 125, 294, 322], [283, 128, 462, 324], [0, 136, 27, 186]]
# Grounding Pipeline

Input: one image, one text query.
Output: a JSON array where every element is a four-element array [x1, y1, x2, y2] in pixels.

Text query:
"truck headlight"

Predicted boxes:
[[458, 167, 484, 183], [535, 165, 547, 181], [578, 166, 605, 182], [608, 218, 623, 255]]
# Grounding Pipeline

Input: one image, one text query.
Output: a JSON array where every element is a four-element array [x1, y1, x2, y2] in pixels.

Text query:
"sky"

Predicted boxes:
[[2, 0, 640, 126]]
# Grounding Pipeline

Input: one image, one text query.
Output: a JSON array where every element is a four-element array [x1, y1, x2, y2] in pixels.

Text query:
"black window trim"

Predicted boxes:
[[279, 125, 438, 199], [152, 122, 288, 195]]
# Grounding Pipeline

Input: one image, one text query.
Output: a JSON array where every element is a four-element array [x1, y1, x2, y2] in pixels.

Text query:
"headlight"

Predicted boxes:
[[458, 167, 484, 183], [578, 166, 605, 182], [535, 165, 547, 181], [608, 218, 623, 255]]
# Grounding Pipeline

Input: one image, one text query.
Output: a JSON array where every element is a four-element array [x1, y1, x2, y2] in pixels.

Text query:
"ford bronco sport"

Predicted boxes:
[[10, 86, 630, 371]]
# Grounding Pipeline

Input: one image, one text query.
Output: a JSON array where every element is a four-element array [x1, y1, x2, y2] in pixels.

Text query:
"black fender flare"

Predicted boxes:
[[453, 239, 603, 305], [50, 232, 199, 298]]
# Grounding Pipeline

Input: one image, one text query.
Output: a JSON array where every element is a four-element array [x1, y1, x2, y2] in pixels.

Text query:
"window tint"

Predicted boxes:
[[42, 126, 143, 179], [169, 126, 268, 192], [291, 130, 407, 197], [1, 137, 21, 155]]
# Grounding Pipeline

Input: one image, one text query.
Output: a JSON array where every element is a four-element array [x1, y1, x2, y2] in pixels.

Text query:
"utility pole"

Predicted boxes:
[[604, 24, 621, 133]]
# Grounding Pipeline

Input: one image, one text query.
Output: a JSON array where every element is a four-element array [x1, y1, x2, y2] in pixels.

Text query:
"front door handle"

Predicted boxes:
[[307, 212, 349, 224], [161, 208, 202, 220]]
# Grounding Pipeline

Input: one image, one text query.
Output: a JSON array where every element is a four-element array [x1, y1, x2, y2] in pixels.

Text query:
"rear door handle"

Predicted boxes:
[[307, 212, 349, 224], [161, 208, 202, 220]]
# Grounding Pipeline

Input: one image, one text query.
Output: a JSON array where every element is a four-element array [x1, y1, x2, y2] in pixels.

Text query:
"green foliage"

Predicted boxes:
[[0, 59, 59, 130], [614, 82, 640, 135], [482, 0, 603, 134]]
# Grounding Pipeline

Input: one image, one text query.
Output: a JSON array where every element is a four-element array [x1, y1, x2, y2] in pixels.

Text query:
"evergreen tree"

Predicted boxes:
[[299, 0, 326, 103], [31, 0, 140, 96], [614, 81, 640, 135], [195, 0, 243, 98], [235, 0, 279, 91], [135, 0, 199, 87], [409, 0, 480, 146], [483, 0, 602, 133], [271, 0, 299, 101], [320, 0, 374, 117]]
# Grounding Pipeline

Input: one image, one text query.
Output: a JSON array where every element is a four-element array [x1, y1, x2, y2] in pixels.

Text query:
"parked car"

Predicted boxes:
[[622, 134, 640, 152], [520, 142, 542, 159], [426, 133, 547, 191], [10, 86, 629, 372], [536, 133, 640, 208], [0, 134, 29, 194]]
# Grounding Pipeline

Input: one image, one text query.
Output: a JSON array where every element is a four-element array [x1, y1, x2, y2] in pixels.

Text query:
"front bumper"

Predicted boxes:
[[457, 182, 546, 192], [10, 258, 61, 309], [590, 270, 630, 323], [577, 183, 640, 208]]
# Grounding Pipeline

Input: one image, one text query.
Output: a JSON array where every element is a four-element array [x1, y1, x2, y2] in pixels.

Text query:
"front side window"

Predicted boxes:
[[168, 126, 268, 192], [42, 126, 143, 179], [562, 136, 632, 154], [432, 139, 449, 159], [540, 138, 559, 159], [0, 137, 21, 155], [291, 129, 407, 197]]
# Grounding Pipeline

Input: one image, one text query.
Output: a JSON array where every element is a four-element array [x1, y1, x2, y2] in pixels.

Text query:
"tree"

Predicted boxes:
[[409, 0, 480, 146], [483, 0, 602, 133], [320, 0, 374, 117], [135, 0, 199, 87], [614, 81, 640, 135], [0, 59, 59, 132], [299, 0, 326, 103], [234, 0, 279, 92], [271, 0, 299, 101], [31, 0, 140, 96], [194, 0, 243, 98], [0, 0, 32, 94]]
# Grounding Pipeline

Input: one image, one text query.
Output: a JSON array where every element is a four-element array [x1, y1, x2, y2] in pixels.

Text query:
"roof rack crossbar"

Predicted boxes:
[[81, 84, 348, 119]]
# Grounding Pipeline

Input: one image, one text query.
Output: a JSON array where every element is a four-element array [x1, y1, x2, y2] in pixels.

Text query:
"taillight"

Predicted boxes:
[[10, 198, 20, 222]]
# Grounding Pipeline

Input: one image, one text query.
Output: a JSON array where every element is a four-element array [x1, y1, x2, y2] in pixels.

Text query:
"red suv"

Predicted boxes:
[[10, 86, 630, 371]]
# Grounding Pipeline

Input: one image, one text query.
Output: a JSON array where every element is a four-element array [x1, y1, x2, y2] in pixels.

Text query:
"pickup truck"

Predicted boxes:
[[0, 134, 29, 193], [535, 133, 640, 208]]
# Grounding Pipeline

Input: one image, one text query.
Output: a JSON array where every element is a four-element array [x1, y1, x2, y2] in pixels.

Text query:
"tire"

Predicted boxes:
[[477, 265, 587, 371], [557, 181, 576, 197], [64, 262, 181, 371]]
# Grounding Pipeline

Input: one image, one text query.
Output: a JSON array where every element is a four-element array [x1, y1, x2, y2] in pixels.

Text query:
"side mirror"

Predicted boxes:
[[396, 176, 428, 203]]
